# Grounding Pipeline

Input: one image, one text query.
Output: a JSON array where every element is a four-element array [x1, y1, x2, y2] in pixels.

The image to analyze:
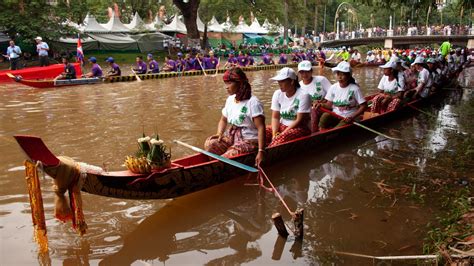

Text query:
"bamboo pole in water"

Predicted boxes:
[[271, 213, 289, 238]]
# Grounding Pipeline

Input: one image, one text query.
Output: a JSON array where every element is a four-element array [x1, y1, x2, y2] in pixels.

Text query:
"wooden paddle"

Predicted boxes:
[[320, 107, 402, 141], [130, 68, 142, 82], [407, 104, 437, 118], [212, 57, 220, 77], [196, 58, 207, 76], [174, 140, 258, 173]]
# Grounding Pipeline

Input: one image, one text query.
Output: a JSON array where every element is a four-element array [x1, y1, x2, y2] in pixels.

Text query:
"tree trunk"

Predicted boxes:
[[284, 0, 289, 46], [202, 23, 208, 50], [302, 0, 307, 36], [314, 0, 318, 34], [173, 0, 201, 42]]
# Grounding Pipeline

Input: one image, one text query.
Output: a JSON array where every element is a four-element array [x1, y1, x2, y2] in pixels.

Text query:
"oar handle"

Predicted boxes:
[[174, 140, 258, 173]]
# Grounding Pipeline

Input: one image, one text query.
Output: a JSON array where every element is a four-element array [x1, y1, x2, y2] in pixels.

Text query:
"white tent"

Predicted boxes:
[[160, 13, 187, 33], [208, 16, 223, 32], [234, 20, 252, 34], [82, 14, 108, 33], [88, 33, 138, 51], [197, 13, 205, 32], [221, 16, 234, 32], [54, 36, 99, 51], [249, 18, 268, 34], [101, 12, 130, 33], [126, 12, 145, 30]]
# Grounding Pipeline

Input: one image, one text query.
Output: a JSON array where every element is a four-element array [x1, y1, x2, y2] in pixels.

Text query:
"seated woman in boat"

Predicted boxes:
[[54, 57, 76, 81], [366, 51, 376, 65], [370, 61, 404, 114], [267, 67, 311, 147], [298, 60, 331, 132], [204, 68, 266, 165], [83, 57, 103, 78], [318, 61, 367, 130], [406, 57, 433, 99], [105, 57, 121, 77]]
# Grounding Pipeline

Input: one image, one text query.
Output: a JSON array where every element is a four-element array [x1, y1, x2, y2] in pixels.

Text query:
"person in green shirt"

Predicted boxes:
[[439, 38, 451, 61], [336, 47, 350, 62]]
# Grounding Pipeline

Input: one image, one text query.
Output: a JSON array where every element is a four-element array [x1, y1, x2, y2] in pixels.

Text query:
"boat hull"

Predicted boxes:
[[14, 91, 443, 200], [10, 76, 101, 88], [0, 63, 82, 83]]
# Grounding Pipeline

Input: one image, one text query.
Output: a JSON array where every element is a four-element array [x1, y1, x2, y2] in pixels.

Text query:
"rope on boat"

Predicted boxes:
[[258, 166, 294, 217]]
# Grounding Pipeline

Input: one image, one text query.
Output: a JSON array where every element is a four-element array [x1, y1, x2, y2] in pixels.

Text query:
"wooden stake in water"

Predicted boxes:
[[293, 208, 304, 239], [271, 213, 289, 238]]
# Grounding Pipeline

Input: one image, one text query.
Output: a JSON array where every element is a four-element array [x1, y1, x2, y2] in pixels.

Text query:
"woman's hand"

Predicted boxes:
[[343, 115, 354, 123]]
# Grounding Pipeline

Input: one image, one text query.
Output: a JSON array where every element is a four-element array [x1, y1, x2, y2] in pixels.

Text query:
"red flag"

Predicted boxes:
[[76, 34, 84, 65]]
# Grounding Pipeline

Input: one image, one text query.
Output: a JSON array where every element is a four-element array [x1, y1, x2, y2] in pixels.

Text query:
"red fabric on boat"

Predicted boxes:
[[0, 63, 82, 83]]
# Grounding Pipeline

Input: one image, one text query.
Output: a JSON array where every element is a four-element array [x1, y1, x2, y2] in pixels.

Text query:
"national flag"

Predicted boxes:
[[76, 34, 84, 65]]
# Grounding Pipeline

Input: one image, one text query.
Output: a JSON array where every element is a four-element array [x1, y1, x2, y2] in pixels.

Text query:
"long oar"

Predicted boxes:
[[130, 68, 142, 82], [407, 104, 437, 118], [196, 58, 207, 76], [174, 140, 258, 173], [320, 107, 402, 141], [212, 57, 220, 77]]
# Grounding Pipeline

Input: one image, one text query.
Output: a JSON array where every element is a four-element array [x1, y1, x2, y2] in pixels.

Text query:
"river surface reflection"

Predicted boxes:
[[0, 65, 472, 265]]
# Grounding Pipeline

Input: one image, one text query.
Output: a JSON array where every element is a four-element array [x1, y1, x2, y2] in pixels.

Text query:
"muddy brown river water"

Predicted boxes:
[[0, 65, 472, 265]]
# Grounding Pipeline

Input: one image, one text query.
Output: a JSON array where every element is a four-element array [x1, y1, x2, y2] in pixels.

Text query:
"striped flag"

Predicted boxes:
[[77, 34, 84, 65]]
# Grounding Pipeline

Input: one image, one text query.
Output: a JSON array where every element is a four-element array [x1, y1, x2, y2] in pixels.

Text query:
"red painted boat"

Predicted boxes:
[[7, 73, 101, 89], [13, 91, 442, 200], [0, 63, 82, 83]]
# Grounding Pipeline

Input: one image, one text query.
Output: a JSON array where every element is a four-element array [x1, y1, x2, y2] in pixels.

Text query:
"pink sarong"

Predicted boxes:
[[204, 126, 257, 157]]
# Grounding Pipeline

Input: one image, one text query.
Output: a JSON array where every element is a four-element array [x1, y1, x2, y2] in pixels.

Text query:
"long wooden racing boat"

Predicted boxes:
[[0, 63, 82, 83], [7, 73, 101, 89], [13, 91, 442, 200], [8, 63, 298, 88]]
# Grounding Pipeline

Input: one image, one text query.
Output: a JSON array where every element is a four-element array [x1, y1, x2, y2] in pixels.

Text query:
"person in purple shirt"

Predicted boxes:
[[237, 51, 248, 67], [147, 54, 159, 73], [105, 57, 121, 77], [203, 51, 219, 70], [224, 53, 238, 68], [176, 52, 185, 72], [245, 52, 254, 66], [259, 53, 274, 65], [183, 53, 194, 71], [162, 56, 176, 72], [133, 56, 147, 74], [278, 53, 288, 64], [83, 57, 103, 78]]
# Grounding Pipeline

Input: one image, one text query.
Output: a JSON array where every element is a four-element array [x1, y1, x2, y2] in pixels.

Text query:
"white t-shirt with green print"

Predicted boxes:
[[325, 83, 366, 118], [271, 88, 311, 126], [299, 76, 331, 102], [377, 75, 403, 95], [222, 95, 264, 140]]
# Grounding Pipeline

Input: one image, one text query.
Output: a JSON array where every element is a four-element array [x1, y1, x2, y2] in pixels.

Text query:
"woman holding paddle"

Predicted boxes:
[[204, 68, 266, 166], [370, 61, 404, 114], [318, 61, 367, 130]]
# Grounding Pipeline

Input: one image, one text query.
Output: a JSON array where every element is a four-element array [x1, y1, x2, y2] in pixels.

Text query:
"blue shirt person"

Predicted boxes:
[[35, 36, 49, 67], [6, 40, 22, 70]]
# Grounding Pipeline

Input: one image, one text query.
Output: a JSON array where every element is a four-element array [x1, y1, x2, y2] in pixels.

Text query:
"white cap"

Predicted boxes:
[[411, 57, 425, 65], [35, 36, 42, 41], [270, 67, 297, 81], [331, 61, 351, 73], [379, 61, 397, 69], [297, 60, 312, 72]]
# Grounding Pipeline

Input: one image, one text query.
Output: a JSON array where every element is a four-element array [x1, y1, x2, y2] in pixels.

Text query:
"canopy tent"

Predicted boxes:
[[234, 21, 252, 34], [129, 32, 171, 52], [197, 13, 205, 32], [153, 15, 164, 30], [82, 14, 108, 33], [126, 12, 146, 31], [249, 18, 268, 34], [161, 14, 187, 33], [101, 12, 130, 33], [52, 36, 99, 51], [208, 16, 224, 32], [221, 16, 234, 32], [87, 33, 139, 51]]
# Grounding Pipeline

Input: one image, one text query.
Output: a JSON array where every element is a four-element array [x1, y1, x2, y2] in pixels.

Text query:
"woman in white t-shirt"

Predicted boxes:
[[318, 61, 367, 130], [409, 57, 432, 99], [371, 61, 404, 114], [267, 67, 311, 147], [297, 60, 332, 132], [204, 68, 266, 165]]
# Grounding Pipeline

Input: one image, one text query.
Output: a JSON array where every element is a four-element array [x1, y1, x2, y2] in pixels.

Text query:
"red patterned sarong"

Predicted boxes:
[[371, 94, 401, 114], [266, 124, 311, 147], [310, 107, 322, 132], [204, 126, 257, 157]]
